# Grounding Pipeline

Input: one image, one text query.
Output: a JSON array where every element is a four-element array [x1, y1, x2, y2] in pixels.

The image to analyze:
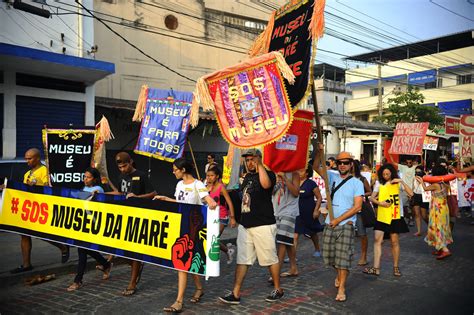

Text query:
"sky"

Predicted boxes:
[[316, 0, 474, 68]]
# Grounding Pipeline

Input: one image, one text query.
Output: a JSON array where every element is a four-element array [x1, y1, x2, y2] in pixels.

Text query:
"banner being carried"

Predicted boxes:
[[378, 183, 401, 225], [133, 87, 191, 162], [43, 127, 97, 190], [0, 181, 220, 277], [192, 51, 295, 148], [389, 122, 429, 155], [263, 110, 313, 172], [249, 0, 325, 108], [460, 115, 474, 158]]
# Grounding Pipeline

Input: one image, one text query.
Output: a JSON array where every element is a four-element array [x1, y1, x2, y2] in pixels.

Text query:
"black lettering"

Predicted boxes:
[[72, 208, 83, 231], [103, 213, 114, 237], [160, 221, 169, 249], [138, 219, 149, 245], [91, 212, 101, 235], [125, 217, 140, 243], [51, 204, 65, 227], [149, 220, 160, 247], [111, 215, 122, 240], [64, 207, 73, 229], [82, 210, 91, 234]]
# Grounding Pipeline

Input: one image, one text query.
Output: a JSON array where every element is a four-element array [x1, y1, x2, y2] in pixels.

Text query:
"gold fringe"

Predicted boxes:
[[248, 11, 275, 57], [308, 0, 326, 39], [132, 84, 148, 122], [272, 51, 296, 84], [191, 78, 215, 128], [96, 115, 114, 142]]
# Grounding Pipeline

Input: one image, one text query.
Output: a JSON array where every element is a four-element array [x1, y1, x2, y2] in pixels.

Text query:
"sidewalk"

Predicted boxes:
[[0, 226, 238, 287]]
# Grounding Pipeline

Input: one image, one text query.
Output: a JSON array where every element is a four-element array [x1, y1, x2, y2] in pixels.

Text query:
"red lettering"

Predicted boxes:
[[21, 200, 31, 221], [39, 203, 48, 224], [289, 61, 302, 76], [29, 202, 40, 223], [460, 116, 474, 136]]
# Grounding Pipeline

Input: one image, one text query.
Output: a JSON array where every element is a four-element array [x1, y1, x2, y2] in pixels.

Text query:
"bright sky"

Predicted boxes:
[[317, 0, 474, 68]]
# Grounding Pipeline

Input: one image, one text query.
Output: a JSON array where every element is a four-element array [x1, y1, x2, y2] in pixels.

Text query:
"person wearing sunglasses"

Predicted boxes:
[[313, 148, 364, 302]]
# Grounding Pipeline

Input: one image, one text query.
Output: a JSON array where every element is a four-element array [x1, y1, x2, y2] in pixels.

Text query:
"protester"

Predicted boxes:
[[412, 165, 429, 236], [219, 149, 284, 305], [313, 148, 364, 302], [327, 157, 337, 171], [206, 166, 236, 264], [365, 163, 413, 277], [111, 152, 156, 296], [11, 148, 69, 274], [154, 158, 217, 313], [67, 167, 112, 291], [352, 160, 372, 266], [415, 165, 453, 259], [392, 157, 416, 227], [294, 163, 323, 259], [205, 153, 218, 174], [272, 170, 300, 278]]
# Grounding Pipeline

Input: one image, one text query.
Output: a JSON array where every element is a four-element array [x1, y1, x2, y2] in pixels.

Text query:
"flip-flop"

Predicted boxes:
[[122, 288, 137, 296], [357, 261, 368, 266], [335, 293, 346, 302], [280, 271, 299, 277]]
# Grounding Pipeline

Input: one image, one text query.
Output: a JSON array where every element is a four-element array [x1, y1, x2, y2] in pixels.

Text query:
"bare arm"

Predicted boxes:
[[128, 191, 157, 199], [313, 186, 322, 219], [415, 176, 439, 192], [458, 165, 474, 173], [312, 143, 324, 176], [221, 185, 236, 227], [256, 157, 272, 189], [362, 177, 372, 196], [278, 172, 300, 197], [391, 178, 413, 197]]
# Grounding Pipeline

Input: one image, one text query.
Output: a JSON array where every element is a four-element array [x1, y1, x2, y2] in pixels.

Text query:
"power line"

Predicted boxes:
[[429, 0, 474, 22], [74, 0, 196, 83]]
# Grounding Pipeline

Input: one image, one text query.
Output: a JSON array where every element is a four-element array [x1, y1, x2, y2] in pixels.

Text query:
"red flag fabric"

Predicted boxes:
[[263, 110, 313, 172]]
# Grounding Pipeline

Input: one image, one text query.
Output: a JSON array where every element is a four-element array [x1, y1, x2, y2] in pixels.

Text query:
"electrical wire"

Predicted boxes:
[[429, 0, 474, 22]]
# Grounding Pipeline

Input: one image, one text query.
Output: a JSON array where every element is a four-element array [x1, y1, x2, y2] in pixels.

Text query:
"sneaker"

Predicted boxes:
[[265, 289, 284, 302], [219, 292, 241, 305], [227, 245, 236, 265], [313, 251, 321, 258]]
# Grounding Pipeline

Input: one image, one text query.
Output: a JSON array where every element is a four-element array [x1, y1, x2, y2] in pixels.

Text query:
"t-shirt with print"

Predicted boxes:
[[240, 170, 276, 228], [373, 180, 405, 216], [23, 165, 49, 186], [174, 179, 209, 205], [326, 171, 364, 226], [272, 172, 299, 217], [118, 169, 154, 195]]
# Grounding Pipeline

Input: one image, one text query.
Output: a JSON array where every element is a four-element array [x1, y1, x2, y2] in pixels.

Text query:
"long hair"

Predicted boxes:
[[431, 165, 448, 176], [85, 167, 101, 186], [377, 163, 399, 185], [352, 160, 362, 178]]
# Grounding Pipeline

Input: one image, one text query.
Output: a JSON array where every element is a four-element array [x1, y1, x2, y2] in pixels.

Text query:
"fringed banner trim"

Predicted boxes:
[[248, 11, 275, 57], [95, 115, 115, 142], [132, 84, 149, 122], [308, 0, 325, 39]]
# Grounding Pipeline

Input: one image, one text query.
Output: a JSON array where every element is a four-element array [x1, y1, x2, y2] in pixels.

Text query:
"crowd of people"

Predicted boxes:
[[7, 144, 472, 312]]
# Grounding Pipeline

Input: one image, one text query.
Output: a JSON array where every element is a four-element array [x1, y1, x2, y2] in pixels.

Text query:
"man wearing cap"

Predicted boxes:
[[219, 149, 284, 304], [314, 148, 363, 302], [111, 152, 157, 296]]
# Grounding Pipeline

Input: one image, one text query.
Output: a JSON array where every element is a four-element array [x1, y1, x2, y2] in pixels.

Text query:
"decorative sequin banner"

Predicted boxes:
[[192, 52, 295, 148]]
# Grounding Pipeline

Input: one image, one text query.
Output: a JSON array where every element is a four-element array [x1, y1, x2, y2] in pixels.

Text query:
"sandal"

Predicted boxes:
[[163, 300, 183, 313], [393, 266, 402, 277], [67, 282, 82, 292], [122, 287, 137, 296], [190, 288, 204, 303], [101, 262, 113, 280], [363, 267, 380, 276]]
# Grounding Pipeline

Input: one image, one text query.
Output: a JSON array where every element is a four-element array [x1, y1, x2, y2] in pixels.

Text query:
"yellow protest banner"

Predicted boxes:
[[377, 183, 401, 225]]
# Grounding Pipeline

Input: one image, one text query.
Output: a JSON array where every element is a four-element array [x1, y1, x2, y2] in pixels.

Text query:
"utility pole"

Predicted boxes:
[[377, 62, 383, 117]]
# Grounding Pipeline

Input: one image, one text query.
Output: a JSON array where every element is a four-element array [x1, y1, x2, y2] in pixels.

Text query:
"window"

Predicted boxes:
[[334, 95, 338, 102], [457, 74, 472, 85], [424, 81, 436, 89], [370, 87, 384, 97], [437, 78, 443, 88]]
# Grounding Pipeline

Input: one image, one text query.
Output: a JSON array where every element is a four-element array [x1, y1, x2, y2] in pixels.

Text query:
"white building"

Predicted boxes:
[[0, 0, 115, 161], [344, 30, 473, 162]]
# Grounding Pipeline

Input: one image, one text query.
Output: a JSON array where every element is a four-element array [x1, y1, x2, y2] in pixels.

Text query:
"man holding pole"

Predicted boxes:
[[314, 147, 363, 302]]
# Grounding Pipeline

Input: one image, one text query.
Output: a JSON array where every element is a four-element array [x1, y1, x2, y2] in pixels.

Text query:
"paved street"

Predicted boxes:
[[0, 218, 473, 314]]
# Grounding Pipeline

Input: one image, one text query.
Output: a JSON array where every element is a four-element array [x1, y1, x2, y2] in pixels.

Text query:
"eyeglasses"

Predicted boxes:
[[336, 160, 351, 166]]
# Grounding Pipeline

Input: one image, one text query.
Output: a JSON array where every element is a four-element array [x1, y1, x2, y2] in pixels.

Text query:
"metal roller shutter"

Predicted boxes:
[[16, 96, 85, 157]]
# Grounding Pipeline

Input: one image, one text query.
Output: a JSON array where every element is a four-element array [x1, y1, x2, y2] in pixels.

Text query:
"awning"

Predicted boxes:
[[439, 63, 472, 72], [0, 42, 115, 85], [346, 74, 407, 88], [438, 99, 472, 116], [408, 69, 436, 84]]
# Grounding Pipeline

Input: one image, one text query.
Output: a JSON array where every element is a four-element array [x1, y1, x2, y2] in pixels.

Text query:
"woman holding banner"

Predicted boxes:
[[364, 164, 412, 277], [154, 158, 217, 313], [67, 167, 112, 291], [415, 165, 453, 260]]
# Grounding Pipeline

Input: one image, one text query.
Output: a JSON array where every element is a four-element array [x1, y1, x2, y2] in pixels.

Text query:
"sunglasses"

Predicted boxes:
[[336, 160, 351, 166]]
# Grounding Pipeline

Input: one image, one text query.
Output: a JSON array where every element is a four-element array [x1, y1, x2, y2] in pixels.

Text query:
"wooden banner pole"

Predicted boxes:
[[187, 139, 201, 180], [311, 82, 334, 221]]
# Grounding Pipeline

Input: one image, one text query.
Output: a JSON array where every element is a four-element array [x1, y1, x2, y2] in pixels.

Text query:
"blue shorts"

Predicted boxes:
[[220, 217, 229, 226]]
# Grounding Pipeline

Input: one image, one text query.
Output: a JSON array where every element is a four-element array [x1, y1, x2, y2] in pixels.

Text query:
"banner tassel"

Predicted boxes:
[[96, 115, 115, 142], [308, 0, 326, 39], [248, 11, 275, 57], [273, 51, 296, 84], [132, 84, 149, 122], [190, 78, 215, 128]]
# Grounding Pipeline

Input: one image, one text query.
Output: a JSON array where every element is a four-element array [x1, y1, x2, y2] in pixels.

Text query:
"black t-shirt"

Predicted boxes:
[[118, 169, 155, 195], [240, 170, 276, 228]]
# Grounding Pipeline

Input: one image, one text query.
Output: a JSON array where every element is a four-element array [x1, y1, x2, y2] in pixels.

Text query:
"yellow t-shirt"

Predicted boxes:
[[23, 165, 49, 186]]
